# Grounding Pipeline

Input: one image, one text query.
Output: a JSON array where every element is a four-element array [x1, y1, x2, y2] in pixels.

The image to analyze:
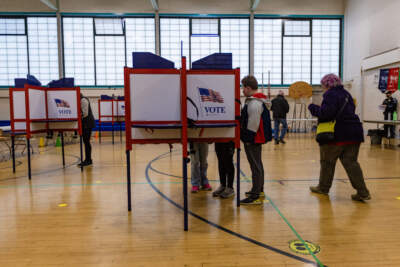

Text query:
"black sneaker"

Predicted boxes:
[[351, 194, 371, 202], [279, 139, 286, 144], [245, 191, 265, 197], [240, 196, 263, 205], [275, 139, 279, 145]]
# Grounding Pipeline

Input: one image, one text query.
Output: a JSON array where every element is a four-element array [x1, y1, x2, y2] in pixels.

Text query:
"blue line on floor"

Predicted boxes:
[[145, 151, 321, 266]]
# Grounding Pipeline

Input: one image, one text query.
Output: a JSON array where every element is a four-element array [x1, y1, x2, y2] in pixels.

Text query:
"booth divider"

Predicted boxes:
[[9, 85, 83, 179], [98, 99, 125, 144], [124, 57, 240, 231]]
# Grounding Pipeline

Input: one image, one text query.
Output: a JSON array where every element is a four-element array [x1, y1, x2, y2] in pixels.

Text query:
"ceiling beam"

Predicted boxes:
[[150, 0, 159, 11], [250, 0, 260, 12], [40, 0, 58, 11]]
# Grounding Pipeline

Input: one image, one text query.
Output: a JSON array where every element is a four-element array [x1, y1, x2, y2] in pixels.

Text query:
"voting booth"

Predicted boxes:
[[9, 84, 83, 179], [124, 53, 240, 231], [98, 97, 125, 143]]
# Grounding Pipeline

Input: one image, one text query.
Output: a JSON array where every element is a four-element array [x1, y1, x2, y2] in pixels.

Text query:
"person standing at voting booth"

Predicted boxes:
[[212, 141, 235, 198], [190, 142, 212, 193], [382, 91, 398, 138], [240, 75, 273, 205], [271, 90, 290, 144], [78, 93, 95, 167], [308, 74, 370, 202]]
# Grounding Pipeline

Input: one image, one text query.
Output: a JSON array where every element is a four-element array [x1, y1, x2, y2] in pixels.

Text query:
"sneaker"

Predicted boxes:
[[279, 139, 286, 144], [309, 186, 329, 195], [220, 187, 235, 198], [212, 186, 226, 197], [240, 196, 263, 205], [275, 139, 279, 145], [351, 194, 371, 202], [201, 184, 212, 191], [245, 191, 265, 197], [191, 185, 200, 193]]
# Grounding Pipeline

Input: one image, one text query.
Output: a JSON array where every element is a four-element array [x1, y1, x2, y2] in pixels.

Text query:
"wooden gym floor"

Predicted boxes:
[[0, 134, 400, 267]]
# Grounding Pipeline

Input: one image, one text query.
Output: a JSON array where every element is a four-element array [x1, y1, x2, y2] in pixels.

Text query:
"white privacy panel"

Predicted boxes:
[[100, 101, 113, 116], [100, 101, 113, 122], [130, 74, 181, 121], [13, 91, 26, 119], [187, 74, 235, 121], [14, 122, 26, 131], [28, 88, 46, 119], [47, 90, 78, 119], [131, 128, 181, 140], [116, 100, 125, 116]]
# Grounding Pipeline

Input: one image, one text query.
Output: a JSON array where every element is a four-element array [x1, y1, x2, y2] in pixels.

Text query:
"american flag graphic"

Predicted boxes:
[[198, 88, 224, 103], [55, 98, 70, 108]]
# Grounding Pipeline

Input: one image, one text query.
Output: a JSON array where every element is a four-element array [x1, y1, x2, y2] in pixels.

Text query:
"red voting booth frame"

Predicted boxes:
[[9, 85, 83, 179], [124, 57, 241, 231], [98, 99, 125, 144]]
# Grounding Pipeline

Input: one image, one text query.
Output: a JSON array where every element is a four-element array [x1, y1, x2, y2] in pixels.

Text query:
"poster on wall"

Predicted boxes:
[[187, 74, 235, 121], [378, 69, 389, 92], [47, 91, 78, 119], [386, 68, 399, 92]]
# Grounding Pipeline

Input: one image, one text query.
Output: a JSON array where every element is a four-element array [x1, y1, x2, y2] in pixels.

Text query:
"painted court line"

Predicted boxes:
[[145, 151, 323, 267]]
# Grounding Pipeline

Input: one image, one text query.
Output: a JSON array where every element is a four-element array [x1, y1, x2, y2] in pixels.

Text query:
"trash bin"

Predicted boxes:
[[367, 129, 385, 145]]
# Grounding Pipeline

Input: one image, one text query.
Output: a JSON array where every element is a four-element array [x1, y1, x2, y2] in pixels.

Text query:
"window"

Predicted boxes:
[[160, 17, 249, 73], [160, 18, 189, 68], [27, 17, 58, 84], [254, 19, 282, 85], [0, 17, 58, 86], [94, 18, 125, 86], [63, 16, 155, 86], [284, 20, 310, 36], [221, 18, 249, 80], [63, 17, 95, 86], [312, 20, 340, 84], [255, 18, 341, 85], [125, 18, 156, 68], [0, 18, 28, 86], [283, 37, 311, 84]]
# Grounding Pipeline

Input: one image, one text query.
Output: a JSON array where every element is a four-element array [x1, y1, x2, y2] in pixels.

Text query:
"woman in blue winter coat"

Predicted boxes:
[[308, 73, 370, 202]]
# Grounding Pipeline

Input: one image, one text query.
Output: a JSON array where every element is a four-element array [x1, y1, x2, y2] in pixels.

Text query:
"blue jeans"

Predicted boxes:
[[274, 118, 288, 140], [190, 142, 209, 186]]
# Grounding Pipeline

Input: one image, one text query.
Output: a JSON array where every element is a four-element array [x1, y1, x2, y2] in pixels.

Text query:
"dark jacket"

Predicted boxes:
[[271, 95, 289, 119], [308, 86, 364, 143], [81, 96, 96, 129], [382, 97, 397, 115]]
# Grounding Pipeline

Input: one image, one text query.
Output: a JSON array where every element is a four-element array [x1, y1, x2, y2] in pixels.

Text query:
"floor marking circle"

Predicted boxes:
[[289, 240, 320, 255], [396, 197, 400, 200]]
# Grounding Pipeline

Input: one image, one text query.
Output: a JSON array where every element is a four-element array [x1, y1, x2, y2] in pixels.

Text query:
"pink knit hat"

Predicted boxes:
[[320, 73, 342, 89]]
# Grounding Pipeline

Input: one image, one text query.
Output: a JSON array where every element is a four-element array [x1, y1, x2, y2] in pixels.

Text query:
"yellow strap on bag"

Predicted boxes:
[[316, 121, 336, 135]]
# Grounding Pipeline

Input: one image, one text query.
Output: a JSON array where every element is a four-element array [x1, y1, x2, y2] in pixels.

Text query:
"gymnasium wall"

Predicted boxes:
[[343, 0, 400, 124]]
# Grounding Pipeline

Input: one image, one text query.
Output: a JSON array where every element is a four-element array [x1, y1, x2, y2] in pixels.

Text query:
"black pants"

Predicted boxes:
[[215, 142, 235, 188], [244, 142, 264, 196], [384, 113, 395, 138], [82, 128, 92, 162], [319, 144, 369, 197]]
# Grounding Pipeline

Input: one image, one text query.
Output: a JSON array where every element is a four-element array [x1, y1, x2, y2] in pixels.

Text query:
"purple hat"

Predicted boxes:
[[320, 73, 342, 89]]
